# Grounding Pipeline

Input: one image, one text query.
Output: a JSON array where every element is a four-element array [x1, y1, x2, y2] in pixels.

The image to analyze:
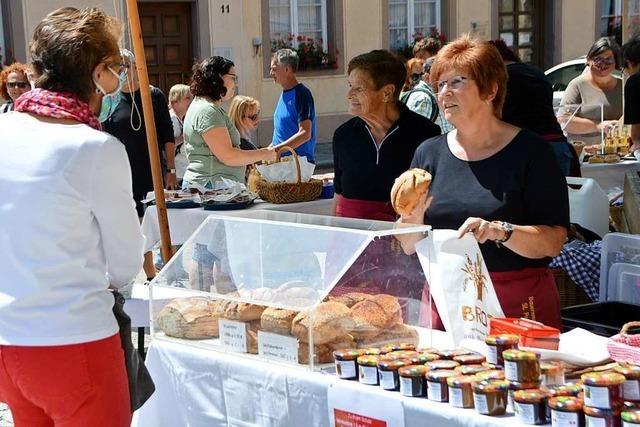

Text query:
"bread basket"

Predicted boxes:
[[255, 146, 322, 204], [607, 321, 640, 364]]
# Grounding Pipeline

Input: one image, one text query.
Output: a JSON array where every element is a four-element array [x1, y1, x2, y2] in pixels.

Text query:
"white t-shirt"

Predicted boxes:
[[0, 112, 144, 346], [170, 110, 188, 179]]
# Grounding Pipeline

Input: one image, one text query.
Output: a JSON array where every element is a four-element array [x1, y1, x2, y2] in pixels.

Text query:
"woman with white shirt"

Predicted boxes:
[[0, 7, 142, 426], [168, 83, 193, 184]]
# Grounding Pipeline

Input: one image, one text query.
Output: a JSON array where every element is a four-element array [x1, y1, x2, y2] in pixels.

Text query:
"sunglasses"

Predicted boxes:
[[7, 81, 29, 89], [435, 76, 471, 94], [244, 113, 260, 121]]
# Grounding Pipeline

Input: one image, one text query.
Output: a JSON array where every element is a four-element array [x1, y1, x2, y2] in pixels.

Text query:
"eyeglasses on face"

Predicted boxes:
[[7, 81, 29, 89], [244, 113, 260, 121], [592, 57, 616, 66], [435, 76, 470, 94]]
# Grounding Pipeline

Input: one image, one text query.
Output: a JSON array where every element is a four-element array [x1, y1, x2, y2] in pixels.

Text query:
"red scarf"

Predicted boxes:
[[14, 88, 101, 131]]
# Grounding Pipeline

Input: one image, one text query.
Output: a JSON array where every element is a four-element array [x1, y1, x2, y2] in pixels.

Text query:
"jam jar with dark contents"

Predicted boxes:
[[581, 372, 626, 410], [448, 375, 478, 408], [357, 355, 381, 385], [485, 334, 519, 366], [513, 389, 548, 425], [399, 365, 429, 397], [333, 349, 365, 380], [583, 405, 622, 427], [503, 349, 541, 383], [378, 359, 412, 391], [615, 364, 640, 404], [426, 370, 458, 402], [548, 396, 585, 427], [472, 380, 510, 416]]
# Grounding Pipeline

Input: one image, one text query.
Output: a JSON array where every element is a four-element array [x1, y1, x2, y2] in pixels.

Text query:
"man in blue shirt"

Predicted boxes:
[[269, 48, 317, 162]]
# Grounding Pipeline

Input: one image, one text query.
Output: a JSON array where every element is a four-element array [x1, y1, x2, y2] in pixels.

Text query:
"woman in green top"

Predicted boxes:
[[182, 56, 275, 188]]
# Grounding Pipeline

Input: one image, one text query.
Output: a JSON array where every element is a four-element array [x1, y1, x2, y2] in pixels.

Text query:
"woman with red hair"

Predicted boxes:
[[0, 62, 30, 113], [399, 36, 569, 329]]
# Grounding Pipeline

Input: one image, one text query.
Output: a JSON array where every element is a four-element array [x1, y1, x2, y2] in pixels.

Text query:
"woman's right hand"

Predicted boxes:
[[597, 120, 619, 132], [261, 146, 278, 163]]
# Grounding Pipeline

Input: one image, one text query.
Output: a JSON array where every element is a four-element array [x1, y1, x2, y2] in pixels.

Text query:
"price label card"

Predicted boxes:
[[328, 381, 404, 427], [219, 319, 247, 353], [257, 330, 298, 364]]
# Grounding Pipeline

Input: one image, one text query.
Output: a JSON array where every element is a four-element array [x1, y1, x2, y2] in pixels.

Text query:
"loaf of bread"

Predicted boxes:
[[215, 300, 266, 322], [355, 323, 419, 348], [328, 292, 373, 308], [156, 297, 220, 339], [390, 168, 432, 216], [246, 319, 261, 354], [298, 334, 356, 364], [291, 301, 355, 344], [350, 294, 402, 339], [260, 307, 299, 335]]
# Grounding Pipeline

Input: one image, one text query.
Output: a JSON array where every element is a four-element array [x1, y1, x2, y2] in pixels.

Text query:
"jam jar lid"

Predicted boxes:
[[540, 361, 563, 374], [362, 348, 381, 356], [416, 347, 440, 354], [383, 350, 420, 361], [615, 363, 640, 379], [448, 374, 478, 387], [455, 364, 489, 376], [622, 410, 640, 422], [427, 360, 460, 370], [481, 362, 504, 370], [581, 372, 626, 386], [584, 406, 622, 417], [472, 379, 510, 393], [476, 370, 506, 381], [508, 380, 542, 390], [377, 358, 412, 371], [454, 354, 486, 365], [543, 384, 581, 397], [548, 396, 584, 412], [426, 369, 459, 381], [439, 349, 473, 359], [399, 365, 429, 377], [502, 349, 540, 361], [388, 343, 416, 351], [485, 334, 520, 345], [513, 389, 546, 403], [409, 353, 439, 364], [357, 355, 380, 366], [333, 349, 364, 360]]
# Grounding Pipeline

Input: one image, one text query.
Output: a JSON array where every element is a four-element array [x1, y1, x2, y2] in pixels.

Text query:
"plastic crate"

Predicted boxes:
[[561, 301, 640, 336]]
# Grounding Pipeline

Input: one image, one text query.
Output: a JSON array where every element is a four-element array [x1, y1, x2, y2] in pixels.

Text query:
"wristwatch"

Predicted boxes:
[[494, 221, 513, 244]]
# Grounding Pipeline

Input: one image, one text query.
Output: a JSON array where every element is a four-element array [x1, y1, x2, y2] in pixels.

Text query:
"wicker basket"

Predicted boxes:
[[255, 146, 322, 204], [550, 267, 592, 308], [607, 321, 640, 363]]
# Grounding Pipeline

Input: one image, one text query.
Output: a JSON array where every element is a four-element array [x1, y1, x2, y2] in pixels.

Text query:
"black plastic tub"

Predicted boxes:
[[561, 302, 640, 336]]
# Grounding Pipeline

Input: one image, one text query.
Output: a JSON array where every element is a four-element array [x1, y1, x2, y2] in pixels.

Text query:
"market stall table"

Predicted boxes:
[[581, 159, 640, 194]]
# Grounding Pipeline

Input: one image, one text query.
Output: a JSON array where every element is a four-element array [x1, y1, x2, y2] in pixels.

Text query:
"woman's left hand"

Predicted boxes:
[[457, 217, 504, 243]]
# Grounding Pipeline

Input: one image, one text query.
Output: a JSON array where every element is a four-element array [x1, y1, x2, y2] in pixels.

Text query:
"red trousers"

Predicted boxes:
[[0, 334, 131, 427]]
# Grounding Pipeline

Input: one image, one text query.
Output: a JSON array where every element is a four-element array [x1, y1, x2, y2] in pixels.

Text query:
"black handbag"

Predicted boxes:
[[112, 289, 156, 412]]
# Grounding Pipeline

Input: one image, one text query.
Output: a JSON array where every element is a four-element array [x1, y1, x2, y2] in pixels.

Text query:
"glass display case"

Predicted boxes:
[[149, 210, 433, 370]]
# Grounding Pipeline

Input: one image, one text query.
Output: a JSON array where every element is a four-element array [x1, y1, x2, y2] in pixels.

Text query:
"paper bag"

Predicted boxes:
[[416, 230, 504, 344]]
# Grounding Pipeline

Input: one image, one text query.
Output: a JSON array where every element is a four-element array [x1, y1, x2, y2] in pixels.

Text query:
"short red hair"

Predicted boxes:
[[429, 35, 507, 118], [0, 62, 29, 100]]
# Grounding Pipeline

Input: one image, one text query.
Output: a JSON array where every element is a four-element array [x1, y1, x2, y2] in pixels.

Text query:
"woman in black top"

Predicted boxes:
[[400, 36, 569, 329]]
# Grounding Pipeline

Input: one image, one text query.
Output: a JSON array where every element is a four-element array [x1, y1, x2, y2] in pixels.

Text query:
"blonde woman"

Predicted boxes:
[[168, 83, 192, 182], [229, 95, 261, 150]]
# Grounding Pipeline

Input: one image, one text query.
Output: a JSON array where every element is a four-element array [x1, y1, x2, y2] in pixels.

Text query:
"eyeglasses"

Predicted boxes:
[[592, 57, 616, 66], [7, 81, 29, 89], [244, 113, 260, 121], [107, 61, 128, 76], [434, 76, 471, 94]]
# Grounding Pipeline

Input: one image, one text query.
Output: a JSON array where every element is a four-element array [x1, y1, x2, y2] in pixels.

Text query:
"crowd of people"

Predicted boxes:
[[1, 4, 640, 425]]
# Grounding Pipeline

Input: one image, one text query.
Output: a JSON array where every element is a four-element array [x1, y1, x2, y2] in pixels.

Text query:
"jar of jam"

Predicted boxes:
[[514, 389, 548, 425], [455, 364, 489, 376], [448, 375, 477, 408], [427, 360, 460, 371], [477, 369, 506, 381], [548, 396, 585, 427], [382, 350, 420, 361], [482, 361, 504, 371], [584, 405, 622, 427], [408, 352, 440, 365], [508, 380, 542, 413], [615, 364, 640, 403], [377, 359, 412, 391], [485, 334, 519, 366], [399, 365, 429, 397], [581, 372, 626, 410], [357, 355, 380, 385], [544, 383, 583, 421], [439, 349, 473, 360], [473, 379, 509, 416], [503, 349, 541, 383], [426, 370, 458, 402], [333, 349, 365, 380], [541, 361, 566, 387], [622, 410, 640, 426], [454, 354, 487, 365]]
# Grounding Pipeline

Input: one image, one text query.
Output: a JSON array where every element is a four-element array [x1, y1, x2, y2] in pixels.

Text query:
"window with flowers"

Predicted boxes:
[[599, 0, 640, 45], [389, 0, 442, 53], [264, 0, 343, 74]]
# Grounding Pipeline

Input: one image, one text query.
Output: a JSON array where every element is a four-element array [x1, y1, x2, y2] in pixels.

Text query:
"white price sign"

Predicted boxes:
[[257, 330, 298, 364], [219, 319, 247, 353]]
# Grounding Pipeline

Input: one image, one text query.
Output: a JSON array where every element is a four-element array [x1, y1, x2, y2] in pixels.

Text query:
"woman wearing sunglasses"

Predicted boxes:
[[0, 62, 31, 113], [229, 95, 261, 151], [399, 36, 569, 329], [560, 37, 623, 146]]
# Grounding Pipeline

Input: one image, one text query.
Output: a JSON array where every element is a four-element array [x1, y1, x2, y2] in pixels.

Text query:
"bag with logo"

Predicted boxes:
[[416, 230, 504, 344]]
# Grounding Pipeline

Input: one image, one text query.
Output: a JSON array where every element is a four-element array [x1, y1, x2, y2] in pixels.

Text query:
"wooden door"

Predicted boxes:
[[498, 0, 544, 66], [138, 2, 193, 94]]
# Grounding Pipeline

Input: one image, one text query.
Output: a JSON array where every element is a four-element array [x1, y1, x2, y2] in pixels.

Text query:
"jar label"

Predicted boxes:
[[586, 415, 607, 427], [551, 409, 581, 427], [428, 381, 444, 402], [474, 393, 489, 414], [487, 345, 498, 365], [400, 376, 413, 396], [336, 360, 356, 379], [359, 365, 378, 385], [505, 360, 519, 381], [624, 379, 640, 401], [380, 370, 396, 390], [514, 402, 536, 424], [507, 390, 515, 413], [450, 387, 464, 407], [624, 422, 638, 427], [584, 385, 611, 409]]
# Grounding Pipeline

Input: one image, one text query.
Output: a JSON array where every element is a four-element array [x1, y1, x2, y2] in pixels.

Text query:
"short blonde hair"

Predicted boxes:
[[168, 83, 191, 105], [228, 95, 260, 133]]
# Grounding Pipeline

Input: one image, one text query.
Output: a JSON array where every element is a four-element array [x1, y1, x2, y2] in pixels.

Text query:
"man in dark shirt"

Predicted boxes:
[[623, 36, 640, 152]]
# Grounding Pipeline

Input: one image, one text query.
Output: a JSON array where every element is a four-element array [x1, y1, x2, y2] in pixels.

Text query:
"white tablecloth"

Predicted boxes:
[[133, 339, 529, 427], [581, 159, 640, 194], [141, 199, 334, 252]]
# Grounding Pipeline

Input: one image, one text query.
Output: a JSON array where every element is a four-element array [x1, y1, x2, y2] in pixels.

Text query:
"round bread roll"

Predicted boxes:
[[390, 168, 432, 217], [260, 307, 299, 335], [291, 301, 355, 344], [156, 297, 220, 339], [349, 294, 402, 339], [215, 300, 265, 322]]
